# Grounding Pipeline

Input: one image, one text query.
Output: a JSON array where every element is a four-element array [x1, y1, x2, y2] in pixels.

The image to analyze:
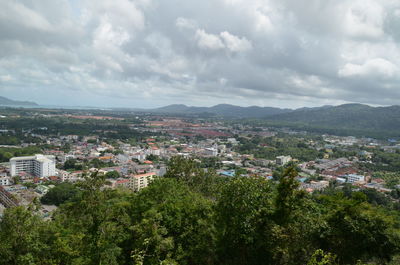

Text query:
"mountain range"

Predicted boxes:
[[0, 96, 38, 106], [2, 95, 399, 138], [144, 103, 400, 138], [150, 104, 292, 118]]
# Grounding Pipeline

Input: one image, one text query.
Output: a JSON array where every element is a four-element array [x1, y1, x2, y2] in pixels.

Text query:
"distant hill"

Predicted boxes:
[[151, 104, 292, 118], [0, 96, 38, 106], [265, 103, 400, 138]]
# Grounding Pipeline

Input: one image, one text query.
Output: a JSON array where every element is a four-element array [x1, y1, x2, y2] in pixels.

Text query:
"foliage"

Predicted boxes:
[[234, 136, 321, 162], [105, 170, 121, 179], [40, 183, 80, 206], [0, 146, 42, 163], [0, 159, 400, 265]]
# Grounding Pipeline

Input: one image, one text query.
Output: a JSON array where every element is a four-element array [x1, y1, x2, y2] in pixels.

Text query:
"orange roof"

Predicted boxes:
[[99, 156, 113, 160], [144, 160, 153, 164]]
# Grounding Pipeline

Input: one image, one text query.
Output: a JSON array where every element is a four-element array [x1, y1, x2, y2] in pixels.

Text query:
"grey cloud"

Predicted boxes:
[[1, 0, 400, 108]]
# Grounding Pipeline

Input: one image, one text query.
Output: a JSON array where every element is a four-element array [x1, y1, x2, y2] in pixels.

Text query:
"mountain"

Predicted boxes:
[[0, 96, 38, 106], [151, 104, 292, 118], [265, 103, 400, 138]]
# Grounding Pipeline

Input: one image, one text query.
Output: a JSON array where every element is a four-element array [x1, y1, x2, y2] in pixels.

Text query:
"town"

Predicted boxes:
[[1, 107, 400, 217]]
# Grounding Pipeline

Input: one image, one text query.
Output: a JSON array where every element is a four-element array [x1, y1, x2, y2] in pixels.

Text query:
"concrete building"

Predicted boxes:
[[276, 155, 292, 166], [10, 154, 56, 178], [346, 174, 365, 183], [0, 176, 11, 186], [129, 172, 157, 192], [204, 148, 218, 156]]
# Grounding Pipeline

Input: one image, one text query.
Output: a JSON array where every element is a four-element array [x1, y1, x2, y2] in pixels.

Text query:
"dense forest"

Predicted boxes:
[[0, 157, 399, 265]]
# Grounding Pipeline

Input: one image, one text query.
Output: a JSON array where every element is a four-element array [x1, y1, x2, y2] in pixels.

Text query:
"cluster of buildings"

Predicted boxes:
[[1, 115, 399, 213]]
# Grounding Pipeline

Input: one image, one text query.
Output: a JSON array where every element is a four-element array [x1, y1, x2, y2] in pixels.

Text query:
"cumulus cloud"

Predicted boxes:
[[195, 29, 252, 52], [1, 0, 400, 108], [195, 29, 225, 50], [338, 58, 398, 78], [220, 31, 252, 52]]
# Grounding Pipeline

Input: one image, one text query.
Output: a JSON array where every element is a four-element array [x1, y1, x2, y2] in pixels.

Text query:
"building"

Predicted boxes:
[[129, 172, 157, 192], [346, 174, 365, 183], [204, 148, 218, 156], [276, 155, 292, 166], [113, 179, 130, 189], [0, 176, 11, 186], [10, 154, 56, 178]]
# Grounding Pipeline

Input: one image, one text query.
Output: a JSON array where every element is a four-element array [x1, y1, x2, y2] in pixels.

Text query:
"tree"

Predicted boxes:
[[164, 156, 224, 197], [131, 178, 217, 265], [105, 170, 121, 179], [0, 207, 56, 264], [316, 194, 400, 264], [40, 182, 80, 206], [216, 176, 275, 265], [307, 250, 338, 265]]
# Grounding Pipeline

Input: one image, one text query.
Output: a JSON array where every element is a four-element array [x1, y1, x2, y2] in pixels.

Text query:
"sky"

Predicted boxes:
[[1, 0, 400, 109]]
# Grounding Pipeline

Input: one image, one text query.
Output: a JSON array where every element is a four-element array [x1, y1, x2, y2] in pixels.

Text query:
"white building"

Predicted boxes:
[[276, 155, 292, 166], [0, 176, 11, 186], [204, 148, 218, 157], [129, 172, 157, 192], [346, 174, 365, 183], [10, 154, 56, 178]]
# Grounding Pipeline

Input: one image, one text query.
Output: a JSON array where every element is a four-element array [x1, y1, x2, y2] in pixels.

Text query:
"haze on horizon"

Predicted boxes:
[[1, 0, 400, 109]]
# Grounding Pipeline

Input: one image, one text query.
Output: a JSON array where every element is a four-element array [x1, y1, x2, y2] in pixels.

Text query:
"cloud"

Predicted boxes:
[[338, 58, 398, 78], [195, 29, 252, 53], [195, 29, 225, 50], [1, 0, 400, 108], [220, 31, 252, 52]]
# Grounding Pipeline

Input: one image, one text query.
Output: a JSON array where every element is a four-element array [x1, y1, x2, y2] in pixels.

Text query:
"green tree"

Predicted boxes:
[[0, 207, 56, 265], [105, 170, 121, 179], [131, 178, 217, 265], [40, 182, 80, 206], [216, 176, 275, 265]]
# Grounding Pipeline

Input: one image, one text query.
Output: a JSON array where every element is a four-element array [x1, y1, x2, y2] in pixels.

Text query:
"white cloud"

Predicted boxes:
[[338, 58, 398, 78], [195, 29, 225, 50], [220, 31, 252, 52], [195, 29, 252, 52], [344, 0, 385, 39]]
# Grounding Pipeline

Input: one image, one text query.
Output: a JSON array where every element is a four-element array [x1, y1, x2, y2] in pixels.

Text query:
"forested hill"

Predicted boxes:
[[0, 96, 38, 106], [265, 104, 400, 138], [150, 104, 292, 118]]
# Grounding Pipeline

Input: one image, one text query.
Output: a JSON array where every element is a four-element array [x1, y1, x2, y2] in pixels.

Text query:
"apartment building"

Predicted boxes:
[[10, 154, 56, 178], [129, 172, 157, 192]]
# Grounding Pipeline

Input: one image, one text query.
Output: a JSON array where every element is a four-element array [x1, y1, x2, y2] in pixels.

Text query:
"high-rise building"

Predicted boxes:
[[10, 154, 56, 178], [129, 172, 156, 192]]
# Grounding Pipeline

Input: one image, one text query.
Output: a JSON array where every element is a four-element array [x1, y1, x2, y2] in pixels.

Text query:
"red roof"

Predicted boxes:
[[116, 179, 129, 184]]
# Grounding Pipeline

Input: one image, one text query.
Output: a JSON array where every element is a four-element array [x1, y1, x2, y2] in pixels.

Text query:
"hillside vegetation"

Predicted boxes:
[[1, 157, 399, 265]]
